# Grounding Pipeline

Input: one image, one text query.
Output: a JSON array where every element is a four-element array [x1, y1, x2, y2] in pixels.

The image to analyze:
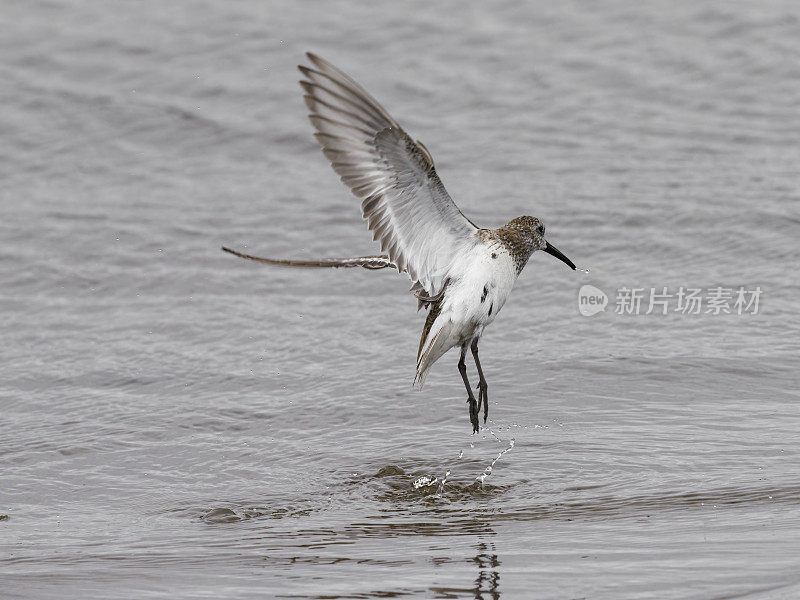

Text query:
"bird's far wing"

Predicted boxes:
[[221, 246, 395, 270], [299, 52, 479, 297]]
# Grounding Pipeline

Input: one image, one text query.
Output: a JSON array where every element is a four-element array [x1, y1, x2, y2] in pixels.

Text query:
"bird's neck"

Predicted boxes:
[[483, 226, 537, 273]]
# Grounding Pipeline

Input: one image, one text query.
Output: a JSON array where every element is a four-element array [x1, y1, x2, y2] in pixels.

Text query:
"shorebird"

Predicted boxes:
[[223, 53, 576, 433]]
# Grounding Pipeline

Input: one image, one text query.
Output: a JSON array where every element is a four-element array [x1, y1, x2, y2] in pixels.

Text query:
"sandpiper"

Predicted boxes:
[[223, 53, 576, 433]]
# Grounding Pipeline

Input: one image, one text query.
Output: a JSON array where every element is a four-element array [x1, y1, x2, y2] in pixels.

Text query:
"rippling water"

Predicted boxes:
[[3, 1, 800, 598]]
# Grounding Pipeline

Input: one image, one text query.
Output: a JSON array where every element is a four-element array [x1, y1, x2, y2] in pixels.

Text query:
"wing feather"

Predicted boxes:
[[300, 52, 478, 296], [221, 246, 395, 270]]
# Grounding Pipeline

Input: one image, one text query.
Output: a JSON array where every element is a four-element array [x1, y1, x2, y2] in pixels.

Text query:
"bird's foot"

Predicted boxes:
[[477, 381, 489, 423], [467, 396, 479, 433]]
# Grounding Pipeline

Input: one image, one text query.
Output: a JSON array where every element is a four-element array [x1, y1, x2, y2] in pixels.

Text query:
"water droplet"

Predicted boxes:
[[436, 469, 451, 496], [474, 437, 515, 487]]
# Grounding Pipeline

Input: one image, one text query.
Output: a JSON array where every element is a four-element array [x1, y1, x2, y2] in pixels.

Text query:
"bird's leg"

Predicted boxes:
[[471, 338, 489, 424], [458, 345, 479, 433]]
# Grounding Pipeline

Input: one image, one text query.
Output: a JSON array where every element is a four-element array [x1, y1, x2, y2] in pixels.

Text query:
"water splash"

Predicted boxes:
[[576, 267, 591, 274], [414, 448, 463, 496], [475, 438, 515, 488], [412, 475, 438, 489], [435, 469, 451, 497]]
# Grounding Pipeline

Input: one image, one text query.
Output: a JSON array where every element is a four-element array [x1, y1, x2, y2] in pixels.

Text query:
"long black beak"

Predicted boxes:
[[543, 242, 576, 270]]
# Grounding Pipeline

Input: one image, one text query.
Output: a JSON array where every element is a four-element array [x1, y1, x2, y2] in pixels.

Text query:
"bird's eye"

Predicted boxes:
[[538, 224, 545, 235]]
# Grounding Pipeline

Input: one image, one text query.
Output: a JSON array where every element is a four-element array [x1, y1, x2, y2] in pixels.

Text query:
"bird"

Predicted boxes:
[[223, 52, 576, 433]]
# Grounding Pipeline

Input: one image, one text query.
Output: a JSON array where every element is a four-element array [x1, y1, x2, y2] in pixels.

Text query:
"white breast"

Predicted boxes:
[[440, 240, 519, 343]]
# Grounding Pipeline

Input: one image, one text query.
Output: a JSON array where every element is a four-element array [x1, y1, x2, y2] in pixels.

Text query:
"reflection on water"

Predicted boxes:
[[472, 541, 501, 600], [431, 541, 501, 600]]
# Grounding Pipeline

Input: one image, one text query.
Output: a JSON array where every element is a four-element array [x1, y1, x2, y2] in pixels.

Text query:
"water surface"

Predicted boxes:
[[2, 1, 800, 598]]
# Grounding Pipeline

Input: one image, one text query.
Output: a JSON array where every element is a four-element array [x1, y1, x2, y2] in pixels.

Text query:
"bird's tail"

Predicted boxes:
[[414, 316, 457, 390], [221, 247, 395, 270]]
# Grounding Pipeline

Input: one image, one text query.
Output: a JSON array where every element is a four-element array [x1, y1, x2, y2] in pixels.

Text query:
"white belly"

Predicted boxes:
[[441, 242, 518, 344], [414, 239, 520, 387]]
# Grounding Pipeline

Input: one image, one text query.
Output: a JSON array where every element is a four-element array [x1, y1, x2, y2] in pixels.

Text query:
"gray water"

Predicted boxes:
[[2, 1, 800, 598]]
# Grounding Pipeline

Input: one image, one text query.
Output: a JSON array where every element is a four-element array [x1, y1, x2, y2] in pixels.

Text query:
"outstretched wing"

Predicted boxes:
[[299, 52, 479, 297], [221, 246, 395, 270]]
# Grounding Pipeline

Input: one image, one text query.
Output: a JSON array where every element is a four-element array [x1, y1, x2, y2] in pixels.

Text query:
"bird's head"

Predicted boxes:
[[497, 216, 576, 271]]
